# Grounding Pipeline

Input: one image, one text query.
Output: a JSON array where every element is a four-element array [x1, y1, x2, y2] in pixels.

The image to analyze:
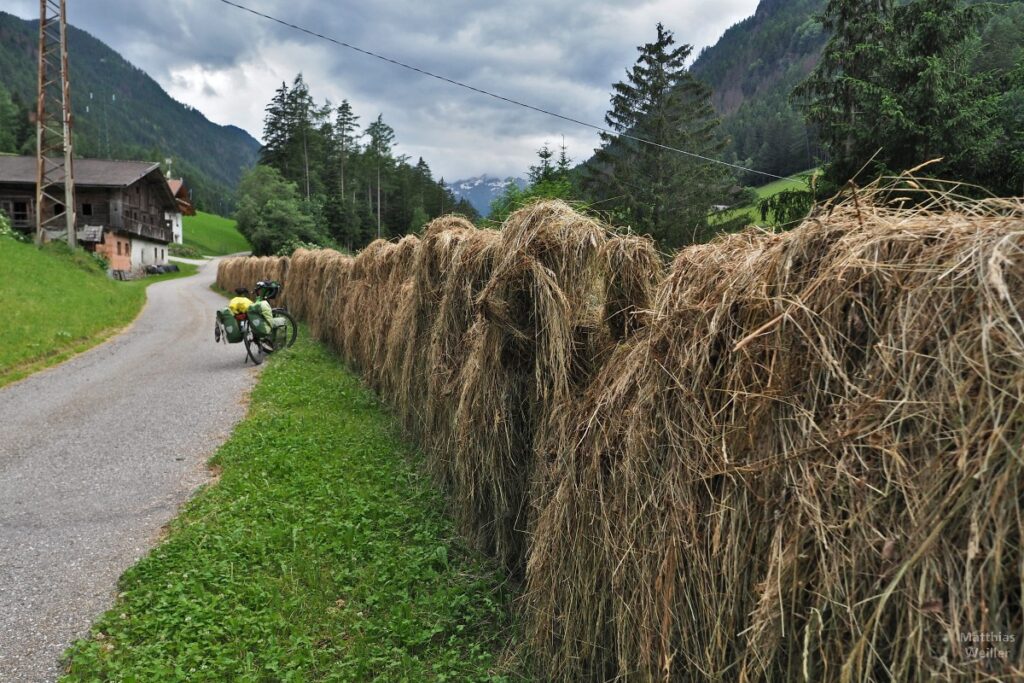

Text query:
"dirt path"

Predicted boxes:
[[0, 259, 259, 682]]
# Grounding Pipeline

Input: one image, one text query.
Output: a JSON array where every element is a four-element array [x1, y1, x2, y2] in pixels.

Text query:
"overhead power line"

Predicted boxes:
[[216, 0, 794, 181]]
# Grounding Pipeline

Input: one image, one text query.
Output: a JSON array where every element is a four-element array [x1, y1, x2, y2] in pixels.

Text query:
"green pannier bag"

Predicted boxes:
[[217, 308, 244, 343], [247, 301, 273, 339]]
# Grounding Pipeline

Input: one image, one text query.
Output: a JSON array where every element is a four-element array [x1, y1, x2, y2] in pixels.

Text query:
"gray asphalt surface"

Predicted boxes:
[[0, 258, 260, 682]]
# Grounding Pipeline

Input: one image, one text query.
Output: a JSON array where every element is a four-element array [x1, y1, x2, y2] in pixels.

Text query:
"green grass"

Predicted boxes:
[[711, 169, 820, 227], [183, 211, 251, 256], [61, 334, 520, 682], [3, 238, 197, 388]]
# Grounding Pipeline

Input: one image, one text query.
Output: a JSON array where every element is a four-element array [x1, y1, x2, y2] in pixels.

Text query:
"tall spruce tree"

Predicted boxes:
[[260, 82, 291, 172], [796, 0, 1017, 192], [333, 100, 360, 197], [584, 24, 732, 248]]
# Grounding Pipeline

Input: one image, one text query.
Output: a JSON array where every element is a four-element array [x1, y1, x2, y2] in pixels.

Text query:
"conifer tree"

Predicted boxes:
[[333, 100, 360, 196], [529, 142, 556, 184], [584, 24, 732, 247], [247, 75, 479, 252], [795, 0, 1016, 192]]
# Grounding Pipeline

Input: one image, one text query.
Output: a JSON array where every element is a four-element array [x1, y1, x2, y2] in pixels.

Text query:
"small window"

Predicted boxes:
[[12, 201, 28, 224], [116, 242, 121, 255], [154, 247, 158, 260], [82, 203, 93, 216]]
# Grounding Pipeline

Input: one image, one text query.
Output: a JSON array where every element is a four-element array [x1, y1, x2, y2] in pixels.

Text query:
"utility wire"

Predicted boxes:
[[216, 0, 795, 181]]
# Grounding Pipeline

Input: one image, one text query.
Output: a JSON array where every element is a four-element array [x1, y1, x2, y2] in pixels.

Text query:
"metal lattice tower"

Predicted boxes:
[[35, 0, 76, 247]]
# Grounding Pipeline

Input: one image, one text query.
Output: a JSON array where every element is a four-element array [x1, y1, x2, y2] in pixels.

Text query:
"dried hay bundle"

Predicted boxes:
[[524, 185, 1024, 682], [423, 229, 502, 488], [364, 235, 420, 390], [600, 234, 664, 341], [451, 201, 606, 571], [273, 255, 290, 307], [215, 257, 238, 291], [339, 239, 395, 371], [309, 250, 350, 344], [285, 249, 317, 319], [385, 217, 474, 432]]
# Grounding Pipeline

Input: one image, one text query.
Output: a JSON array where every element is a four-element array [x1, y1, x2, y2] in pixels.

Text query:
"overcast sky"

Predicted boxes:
[[5, 0, 760, 181]]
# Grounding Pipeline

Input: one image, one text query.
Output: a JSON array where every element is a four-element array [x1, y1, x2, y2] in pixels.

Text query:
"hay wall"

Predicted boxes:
[[217, 194, 1024, 681]]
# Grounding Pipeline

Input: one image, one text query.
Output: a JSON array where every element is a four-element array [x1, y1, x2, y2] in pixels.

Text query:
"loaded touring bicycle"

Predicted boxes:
[[215, 280, 297, 365]]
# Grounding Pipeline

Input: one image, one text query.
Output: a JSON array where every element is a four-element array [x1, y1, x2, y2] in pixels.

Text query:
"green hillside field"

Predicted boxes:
[[711, 169, 820, 227], [3, 237, 196, 388], [183, 212, 251, 256]]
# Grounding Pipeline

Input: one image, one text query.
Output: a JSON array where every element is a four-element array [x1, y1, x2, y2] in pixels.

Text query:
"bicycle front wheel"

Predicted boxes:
[[272, 308, 298, 348]]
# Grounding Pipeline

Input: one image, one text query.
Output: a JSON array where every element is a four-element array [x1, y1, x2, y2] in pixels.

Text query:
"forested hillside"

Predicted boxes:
[[690, 0, 1024, 184], [236, 75, 478, 254], [0, 11, 260, 214]]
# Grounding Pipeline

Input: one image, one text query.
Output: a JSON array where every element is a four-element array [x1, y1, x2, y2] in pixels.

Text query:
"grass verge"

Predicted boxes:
[[184, 211, 251, 256], [4, 239, 198, 388], [61, 333, 520, 682]]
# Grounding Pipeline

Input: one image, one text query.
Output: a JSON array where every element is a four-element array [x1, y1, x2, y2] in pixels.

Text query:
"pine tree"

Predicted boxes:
[[584, 23, 732, 247], [529, 142, 556, 183], [365, 114, 396, 158], [251, 76, 480, 251], [556, 139, 572, 179], [260, 82, 291, 172], [333, 100, 360, 196], [795, 0, 1013, 191]]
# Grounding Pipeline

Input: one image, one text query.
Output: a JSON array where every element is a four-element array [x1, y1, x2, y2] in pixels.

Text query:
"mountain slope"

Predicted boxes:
[[688, 0, 827, 181], [690, 0, 827, 115], [0, 11, 260, 213], [447, 175, 527, 217]]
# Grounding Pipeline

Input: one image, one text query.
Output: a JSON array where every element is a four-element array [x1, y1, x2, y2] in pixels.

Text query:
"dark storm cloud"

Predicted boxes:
[[3, 0, 760, 179]]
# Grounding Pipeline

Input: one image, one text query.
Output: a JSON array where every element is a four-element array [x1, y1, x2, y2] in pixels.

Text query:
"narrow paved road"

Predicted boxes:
[[0, 259, 260, 682]]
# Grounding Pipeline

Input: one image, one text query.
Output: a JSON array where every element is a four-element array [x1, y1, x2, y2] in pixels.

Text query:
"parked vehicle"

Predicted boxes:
[[214, 280, 297, 365]]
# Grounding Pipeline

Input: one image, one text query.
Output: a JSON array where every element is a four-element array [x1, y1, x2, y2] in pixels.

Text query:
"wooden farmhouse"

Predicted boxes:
[[0, 156, 181, 273]]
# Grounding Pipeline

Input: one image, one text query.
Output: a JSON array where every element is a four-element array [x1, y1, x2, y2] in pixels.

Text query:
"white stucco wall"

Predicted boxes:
[[166, 211, 183, 244], [130, 237, 169, 270]]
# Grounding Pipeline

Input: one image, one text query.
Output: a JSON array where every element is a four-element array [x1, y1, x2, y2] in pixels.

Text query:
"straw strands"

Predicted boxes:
[[218, 188, 1023, 682]]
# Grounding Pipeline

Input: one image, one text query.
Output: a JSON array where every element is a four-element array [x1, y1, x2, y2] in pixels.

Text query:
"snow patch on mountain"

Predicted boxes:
[[447, 174, 527, 217]]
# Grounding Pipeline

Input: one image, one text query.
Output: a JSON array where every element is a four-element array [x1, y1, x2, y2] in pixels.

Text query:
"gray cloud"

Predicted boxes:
[[5, 0, 759, 180]]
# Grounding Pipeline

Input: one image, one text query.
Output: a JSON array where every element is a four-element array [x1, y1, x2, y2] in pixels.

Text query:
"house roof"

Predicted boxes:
[[166, 178, 196, 216], [0, 156, 162, 187]]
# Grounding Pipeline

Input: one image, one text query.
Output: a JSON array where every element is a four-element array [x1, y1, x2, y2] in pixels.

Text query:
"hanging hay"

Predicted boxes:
[[339, 239, 396, 372], [308, 250, 350, 344], [214, 188, 1022, 682], [298, 250, 341, 340], [386, 217, 474, 434], [285, 249, 317, 319], [364, 235, 420, 390], [600, 234, 664, 341], [524, 187, 1024, 682], [274, 255, 290, 307], [423, 229, 502, 489], [450, 200, 607, 572]]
